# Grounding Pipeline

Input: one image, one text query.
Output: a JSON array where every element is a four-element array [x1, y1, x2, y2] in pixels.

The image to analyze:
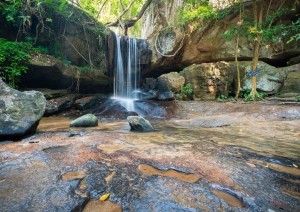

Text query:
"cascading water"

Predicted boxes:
[[112, 34, 141, 112]]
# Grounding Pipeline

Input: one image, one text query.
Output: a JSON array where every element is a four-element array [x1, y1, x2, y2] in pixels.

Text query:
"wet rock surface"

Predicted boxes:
[[74, 96, 99, 111], [45, 94, 80, 116], [0, 101, 300, 211]]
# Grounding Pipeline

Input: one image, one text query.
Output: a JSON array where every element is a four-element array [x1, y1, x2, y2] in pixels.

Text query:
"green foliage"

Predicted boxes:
[[217, 95, 237, 102], [241, 89, 265, 101], [77, 66, 92, 72], [0, 38, 32, 87], [0, 0, 68, 28], [0, 38, 47, 88], [217, 94, 228, 101], [286, 19, 300, 44], [224, 5, 300, 46], [178, 1, 239, 25], [176, 83, 193, 100], [179, 2, 215, 25], [295, 96, 300, 102]]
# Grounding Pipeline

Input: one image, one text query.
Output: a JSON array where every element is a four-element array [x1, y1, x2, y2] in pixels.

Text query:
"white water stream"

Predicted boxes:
[[112, 34, 141, 112]]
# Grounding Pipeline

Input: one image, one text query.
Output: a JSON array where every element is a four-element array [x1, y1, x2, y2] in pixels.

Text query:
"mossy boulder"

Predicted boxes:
[[127, 116, 154, 132], [70, 114, 98, 127], [0, 78, 46, 139]]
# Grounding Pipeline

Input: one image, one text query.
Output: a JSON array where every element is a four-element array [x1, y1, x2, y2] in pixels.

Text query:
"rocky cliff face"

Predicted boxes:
[[0, 3, 108, 72], [142, 0, 300, 74]]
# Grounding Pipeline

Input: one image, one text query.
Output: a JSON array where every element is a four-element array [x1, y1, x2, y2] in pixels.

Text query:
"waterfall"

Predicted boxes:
[[112, 34, 141, 112]]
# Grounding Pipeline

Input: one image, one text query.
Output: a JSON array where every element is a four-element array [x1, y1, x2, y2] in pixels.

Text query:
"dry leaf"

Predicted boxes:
[[99, 193, 110, 201]]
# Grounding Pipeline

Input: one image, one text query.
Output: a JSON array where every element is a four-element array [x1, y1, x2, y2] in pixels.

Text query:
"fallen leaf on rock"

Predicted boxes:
[[293, 164, 298, 168], [79, 183, 86, 190], [99, 193, 110, 201]]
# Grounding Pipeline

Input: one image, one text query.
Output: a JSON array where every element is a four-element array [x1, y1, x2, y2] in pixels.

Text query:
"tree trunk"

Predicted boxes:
[[250, 0, 264, 98], [235, 35, 241, 98], [250, 39, 260, 97]]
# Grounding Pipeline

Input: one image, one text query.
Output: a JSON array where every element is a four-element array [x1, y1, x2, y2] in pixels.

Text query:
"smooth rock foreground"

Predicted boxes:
[[0, 102, 300, 211], [0, 78, 46, 139]]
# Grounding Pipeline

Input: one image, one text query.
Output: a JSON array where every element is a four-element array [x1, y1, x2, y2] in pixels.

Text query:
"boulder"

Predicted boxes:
[[70, 114, 98, 128], [180, 62, 234, 100], [157, 72, 185, 92], [0, 78, 46, 139], [89, 99, 138, 120], [280, 71, 300, 94], [127, 116, 154, 132], [241, 61, 295, 94], [45, 94, 80, 116], [287, 55, 300, 65], [74, 96, 99, 110], [144, 78, 157, 90], [158, 91, 175, 101]]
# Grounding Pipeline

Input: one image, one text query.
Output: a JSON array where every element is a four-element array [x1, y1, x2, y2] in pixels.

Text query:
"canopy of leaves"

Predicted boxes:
[[178, 0, 240, 25], [223, 3, 300, 46], [76, 0, 146, 37]]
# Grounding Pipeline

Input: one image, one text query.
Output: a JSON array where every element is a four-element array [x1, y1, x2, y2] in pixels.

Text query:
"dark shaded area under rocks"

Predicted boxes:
[[1, 101, 300, 211]]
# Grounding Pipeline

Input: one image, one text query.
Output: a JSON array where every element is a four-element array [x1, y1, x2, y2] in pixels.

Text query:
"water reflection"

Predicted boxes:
[[37, 116, 300, 159]]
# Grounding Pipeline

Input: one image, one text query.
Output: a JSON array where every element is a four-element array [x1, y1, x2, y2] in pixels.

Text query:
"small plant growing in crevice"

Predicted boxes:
[[241, 89, 265, 101], [217, 94, 228, 101], [175, 83, 193, 100]]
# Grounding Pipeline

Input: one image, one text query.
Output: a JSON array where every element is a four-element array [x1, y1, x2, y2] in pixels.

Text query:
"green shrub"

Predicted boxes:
[[0, 38, 39, 88], [217, 94, 228, 101], [241, 89, 266, 101], [176, 83, 193, 100]]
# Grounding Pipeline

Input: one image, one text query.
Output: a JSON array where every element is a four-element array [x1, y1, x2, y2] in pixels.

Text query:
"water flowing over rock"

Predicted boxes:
[[70, 114, 98, 128], [127, 116, 154, 132], [112, 32, 151, 112], [0, 78, 46, 139]]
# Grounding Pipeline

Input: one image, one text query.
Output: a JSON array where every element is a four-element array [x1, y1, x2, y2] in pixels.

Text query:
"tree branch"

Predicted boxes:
[[106, 0, 136, 27], [106, 0, 152, 29], [97, 0, 109, 19]]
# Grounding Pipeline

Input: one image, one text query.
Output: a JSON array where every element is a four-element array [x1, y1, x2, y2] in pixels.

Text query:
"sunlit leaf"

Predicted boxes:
[[99, 193, 110, 201]]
